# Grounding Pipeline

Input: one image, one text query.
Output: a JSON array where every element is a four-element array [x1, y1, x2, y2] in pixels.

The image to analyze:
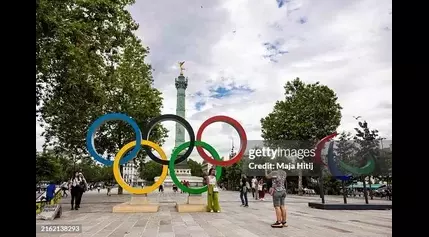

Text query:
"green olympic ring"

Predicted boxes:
[[169, 141, 222, 194]]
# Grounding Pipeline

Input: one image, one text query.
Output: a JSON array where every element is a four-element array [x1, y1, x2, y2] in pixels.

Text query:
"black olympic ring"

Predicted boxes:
[[141, 114, 195, 165]]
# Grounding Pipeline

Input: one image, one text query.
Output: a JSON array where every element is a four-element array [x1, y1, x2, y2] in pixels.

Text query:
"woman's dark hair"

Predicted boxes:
[[208, 168, 214, 175]]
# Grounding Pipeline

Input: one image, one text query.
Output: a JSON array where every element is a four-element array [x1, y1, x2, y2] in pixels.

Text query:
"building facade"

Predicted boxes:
[[122, 162, 139, 187], [202, 157, 225, 175]]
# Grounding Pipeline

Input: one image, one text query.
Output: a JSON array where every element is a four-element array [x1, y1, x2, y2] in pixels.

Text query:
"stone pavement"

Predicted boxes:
[[36, 189, 392, 237]]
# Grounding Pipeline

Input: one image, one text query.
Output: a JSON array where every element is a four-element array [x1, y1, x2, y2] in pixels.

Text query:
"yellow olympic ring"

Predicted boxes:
[[113, 140, 168, 194]]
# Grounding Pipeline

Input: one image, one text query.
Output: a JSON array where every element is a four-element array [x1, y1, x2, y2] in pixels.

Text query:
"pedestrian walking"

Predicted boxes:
[[69, 171, 86, 210], [78, 171, 88, 201], [240, 177, 249, 207], [106, 183, 112, 196]]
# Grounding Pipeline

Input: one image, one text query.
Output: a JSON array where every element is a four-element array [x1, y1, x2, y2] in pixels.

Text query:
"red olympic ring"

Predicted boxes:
[[196, 115, 247, 166]]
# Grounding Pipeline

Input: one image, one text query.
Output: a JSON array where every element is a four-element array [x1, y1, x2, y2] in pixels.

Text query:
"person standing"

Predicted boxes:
[[60, 182, 68, 197], [240, 177, 249, 207], [251, 177, 257, 199], [77, 172, 88, 203], [265, 169, 287, 228], [107, 183, 112, 196], [69, 171, 84, 210], [45, 181, 56, 204], [206, 168, 221, 212], [258, 179, 265, 201]]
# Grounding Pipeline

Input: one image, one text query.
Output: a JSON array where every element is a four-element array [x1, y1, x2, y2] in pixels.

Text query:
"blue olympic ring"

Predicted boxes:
[[86, 113, 142, 166], [327, 141, 352, 181]]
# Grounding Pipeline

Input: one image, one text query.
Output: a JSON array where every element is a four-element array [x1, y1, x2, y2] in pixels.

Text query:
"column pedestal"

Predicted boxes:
[[176, 193, 206, 212], [113, 194, 159, 213]]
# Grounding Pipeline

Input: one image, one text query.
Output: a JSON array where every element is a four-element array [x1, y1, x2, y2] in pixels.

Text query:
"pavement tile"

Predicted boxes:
[[36, 189, 392, 237]]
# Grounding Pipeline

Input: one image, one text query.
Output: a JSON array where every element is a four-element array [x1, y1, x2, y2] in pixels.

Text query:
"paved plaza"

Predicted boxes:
[[36, 189, 392, 237]]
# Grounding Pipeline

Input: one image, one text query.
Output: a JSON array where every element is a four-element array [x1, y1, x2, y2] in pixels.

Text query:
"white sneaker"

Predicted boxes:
[[217, 210, 221, 213], [210, 210, 213, 212]]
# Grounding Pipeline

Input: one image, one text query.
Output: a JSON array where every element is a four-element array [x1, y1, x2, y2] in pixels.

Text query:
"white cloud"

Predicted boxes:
[[36, 0, 392, 163]]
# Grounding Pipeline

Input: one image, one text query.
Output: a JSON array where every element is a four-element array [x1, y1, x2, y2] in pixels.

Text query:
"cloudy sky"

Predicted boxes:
[[36, 0, 392, 163]]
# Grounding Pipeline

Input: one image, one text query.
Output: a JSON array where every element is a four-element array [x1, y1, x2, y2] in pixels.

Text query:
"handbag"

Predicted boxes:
[[79, 180, 87, 192], [213, 186, 219, 192]]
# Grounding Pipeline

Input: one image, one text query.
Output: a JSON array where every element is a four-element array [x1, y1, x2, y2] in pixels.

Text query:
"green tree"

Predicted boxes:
[[353, 119, 382, 203], [334, 132, 358, 203], [54, 153, 75, 182], [36, 151, 61, 183], [38, 1, 167, 194], [323, 175, 342, 195], [223, 160, 243, 190], [96, 36, 167, 194], [187, 159, 203, 177], [261, 78, 342, 196], [139, 161, 163, 182], [377, 148, 392, 184], [36, 0, 139, 109], [99, 166, 114, 183], [76, 156, 100, 183]]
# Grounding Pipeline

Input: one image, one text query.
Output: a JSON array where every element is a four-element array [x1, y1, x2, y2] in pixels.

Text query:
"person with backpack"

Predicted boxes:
[[265, 169, 288, 228], [240, 176, 249, 207], [69, 171, 87, 210], [78, 171, 88, 198], [45, 181, 56, 204]]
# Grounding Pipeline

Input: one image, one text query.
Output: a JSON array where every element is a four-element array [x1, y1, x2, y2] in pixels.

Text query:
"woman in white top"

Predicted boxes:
[[206, 168, 221, 212], [68, 171, 87, 210]]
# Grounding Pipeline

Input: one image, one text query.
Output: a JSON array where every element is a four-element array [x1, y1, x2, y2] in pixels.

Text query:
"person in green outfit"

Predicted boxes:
[[206, 167, 221, 212]]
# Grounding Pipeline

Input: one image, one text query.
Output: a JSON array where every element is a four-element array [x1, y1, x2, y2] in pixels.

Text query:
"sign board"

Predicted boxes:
[[36, 204, 62, 220]]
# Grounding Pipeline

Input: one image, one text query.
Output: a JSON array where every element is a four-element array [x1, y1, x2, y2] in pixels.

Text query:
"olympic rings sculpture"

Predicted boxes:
[[86, 113, 247, 194]]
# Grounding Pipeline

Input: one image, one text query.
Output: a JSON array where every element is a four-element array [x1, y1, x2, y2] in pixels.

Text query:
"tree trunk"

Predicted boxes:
[[319, 167, 325, 204], [298, 169, 303, 196], [362, 176, 369, 204], [118, 165, 123, 195], [342, 180, 347, 204], [369, 176, 373, 200]]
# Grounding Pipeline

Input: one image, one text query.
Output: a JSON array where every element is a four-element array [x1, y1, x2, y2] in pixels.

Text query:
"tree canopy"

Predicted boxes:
[[37, 0, 167, 194], [36, 150, 114, 184], [260, 78, 343, 194], [261, 78, 342, 142]]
